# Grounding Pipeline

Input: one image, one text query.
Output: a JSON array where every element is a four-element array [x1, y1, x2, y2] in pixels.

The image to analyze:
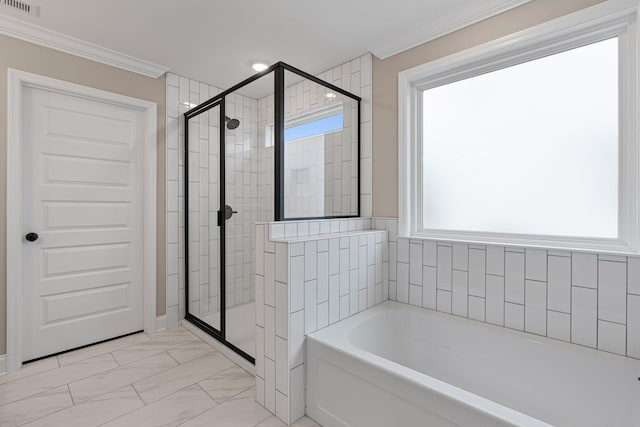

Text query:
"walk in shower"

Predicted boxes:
[[184, 63, 361, 362]]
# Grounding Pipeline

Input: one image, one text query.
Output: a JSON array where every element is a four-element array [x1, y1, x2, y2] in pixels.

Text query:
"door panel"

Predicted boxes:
[[187, 103, 222, 333], [22, 85, 144, 361]]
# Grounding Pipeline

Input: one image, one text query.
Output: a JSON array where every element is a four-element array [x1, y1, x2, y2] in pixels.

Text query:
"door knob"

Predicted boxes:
[[25, 232, 39, 242], [224, 205, 238, 220]]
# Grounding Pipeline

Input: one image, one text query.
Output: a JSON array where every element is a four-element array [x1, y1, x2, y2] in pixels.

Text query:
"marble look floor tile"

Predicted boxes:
[[291, 416, 322, 426], [147, 326, 198, 342], [101, 384, 216, 427], [255, 415, 287, 427], [133, 352, 235, 403], [22, 385, 143, 427], [166, 341, 215, 364], [57, 333, 150, 366], [0, 354, 118, 406], [0, 385, 72, 426], [259, 416, 322, 427], [0, 358, 60, 386], [198, 366, 254, 403], [68, 352, 178, 403], [178, 393, 271, 427], [111, 330, 202, 366]]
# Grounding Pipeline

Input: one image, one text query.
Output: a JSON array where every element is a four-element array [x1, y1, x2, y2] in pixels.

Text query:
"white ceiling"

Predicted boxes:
[[0, 0, 530, 96]]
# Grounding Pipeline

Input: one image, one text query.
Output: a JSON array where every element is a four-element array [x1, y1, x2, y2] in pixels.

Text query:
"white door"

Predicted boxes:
[[21, 85, 144, 361]]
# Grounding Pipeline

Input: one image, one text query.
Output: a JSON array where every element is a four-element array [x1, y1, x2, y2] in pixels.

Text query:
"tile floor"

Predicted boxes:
[[0, 326, 321, 427]]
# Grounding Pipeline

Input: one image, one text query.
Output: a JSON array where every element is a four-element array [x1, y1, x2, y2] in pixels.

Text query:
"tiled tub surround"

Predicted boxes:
[[255, 219, 388, 424], [373, 218, 640, 360], [306, 301, 640, 427]]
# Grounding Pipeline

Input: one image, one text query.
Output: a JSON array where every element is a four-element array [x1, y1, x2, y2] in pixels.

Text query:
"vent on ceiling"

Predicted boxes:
[[1, 0, 39, 16]]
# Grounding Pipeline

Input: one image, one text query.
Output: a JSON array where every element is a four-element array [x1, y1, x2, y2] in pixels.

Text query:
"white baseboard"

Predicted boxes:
[[155, 315, 167, 332], [0, 354, 7, 376], [181, 321, 255, 376]]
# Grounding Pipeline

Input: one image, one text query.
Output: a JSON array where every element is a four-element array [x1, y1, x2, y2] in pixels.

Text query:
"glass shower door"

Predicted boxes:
[[222, 91, 259, 359], [186, 102, 222, 336]]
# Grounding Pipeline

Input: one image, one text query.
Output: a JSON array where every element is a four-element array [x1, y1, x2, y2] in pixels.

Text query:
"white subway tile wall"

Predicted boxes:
[[255, 219, 387, 424], [373, 218, 640, 360]]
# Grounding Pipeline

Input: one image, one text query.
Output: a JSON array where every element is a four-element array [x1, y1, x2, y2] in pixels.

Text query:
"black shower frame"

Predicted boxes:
[[183, 61, 362, 363]]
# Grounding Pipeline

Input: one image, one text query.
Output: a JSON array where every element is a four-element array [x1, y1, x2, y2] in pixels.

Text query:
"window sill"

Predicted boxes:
[[408, 230, 637, 256]]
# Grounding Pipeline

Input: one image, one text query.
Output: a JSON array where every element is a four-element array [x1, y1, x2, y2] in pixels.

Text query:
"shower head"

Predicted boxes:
[[225, 116, 240, 130]]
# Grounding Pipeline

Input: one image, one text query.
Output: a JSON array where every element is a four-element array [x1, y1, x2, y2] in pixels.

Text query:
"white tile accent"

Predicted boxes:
[[572, 253, 598, 289], [437, 245, 452, 291], [628, 295, 640, 358], [452, 243, 469, 271], [505, 302, 524, 331], [409, 284, 422, 307], [486, 246, 504, 276], [548, 256, 571, 313], [505, 252, 525, 304], [628, 257, 640, 295], [422, 266, 437, 310], [436, 290, 452, 314], [264, 357, 276, 413], [452, 270, 468, 317], [598, 260, 627, 324], [397, 262, 409, 304], [275, 282, 288, 339], [468, 296, 485, 322], [486, 275, 504, 326], [598, 320, 626, 355], [275, 337, 289, 394], [409, 242, 422, 284], [525, 249, 547, 281], [525, 280, 547, 336], [572, 287, 597, 348], [468, 249, 486, 297], [423, 241, 437, 266], [547, 310, 570, 342]]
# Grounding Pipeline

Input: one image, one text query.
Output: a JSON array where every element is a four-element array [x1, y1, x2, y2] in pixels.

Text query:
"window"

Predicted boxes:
[[399, 3, 640, 252]]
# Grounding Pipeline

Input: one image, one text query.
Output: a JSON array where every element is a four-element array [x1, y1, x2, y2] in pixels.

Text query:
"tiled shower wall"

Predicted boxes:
[[257, 54, 373, 221], [373, 218, 640, 360], [255, 218, 388, 424], [165, 74, 258, 328]]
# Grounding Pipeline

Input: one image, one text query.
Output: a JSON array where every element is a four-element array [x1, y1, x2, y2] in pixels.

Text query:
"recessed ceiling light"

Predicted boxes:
[[325, 92, 336, 99], [252, 62, 268, 72]]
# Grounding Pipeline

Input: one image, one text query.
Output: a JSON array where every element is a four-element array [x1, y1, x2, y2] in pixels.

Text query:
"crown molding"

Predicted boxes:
[[369, 0, 533, 60], [0, 13, 169, 78]]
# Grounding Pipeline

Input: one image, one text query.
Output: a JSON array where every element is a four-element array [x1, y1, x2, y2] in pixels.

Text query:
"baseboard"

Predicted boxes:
[[0, 354, 7, 376], [155, 315, 167, 332]]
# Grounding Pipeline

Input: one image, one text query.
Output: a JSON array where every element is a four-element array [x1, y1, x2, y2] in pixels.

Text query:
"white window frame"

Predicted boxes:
[[398, 0, 640, 253]]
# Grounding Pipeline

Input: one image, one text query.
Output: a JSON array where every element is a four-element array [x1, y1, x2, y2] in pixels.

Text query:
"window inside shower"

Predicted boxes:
[[183, 63, 361, 362]]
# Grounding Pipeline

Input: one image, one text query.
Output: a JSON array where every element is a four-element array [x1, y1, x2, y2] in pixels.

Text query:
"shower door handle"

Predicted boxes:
[[218, 205, 238, 225]]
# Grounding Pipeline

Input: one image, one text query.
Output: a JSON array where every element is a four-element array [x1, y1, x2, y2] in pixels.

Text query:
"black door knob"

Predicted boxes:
[[25, 232, 38, 242], [224, 205, 238, 220]]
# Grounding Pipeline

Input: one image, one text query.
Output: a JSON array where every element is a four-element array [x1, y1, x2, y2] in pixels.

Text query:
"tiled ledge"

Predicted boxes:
[[270, 229, 384, 243], [261, 218, 372, 241]]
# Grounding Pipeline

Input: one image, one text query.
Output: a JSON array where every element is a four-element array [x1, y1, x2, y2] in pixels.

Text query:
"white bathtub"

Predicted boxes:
[[306, 301, 640, 427]]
